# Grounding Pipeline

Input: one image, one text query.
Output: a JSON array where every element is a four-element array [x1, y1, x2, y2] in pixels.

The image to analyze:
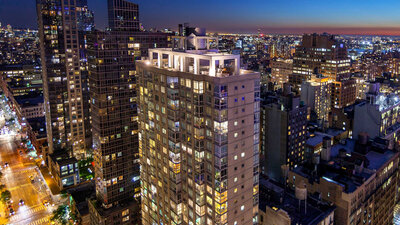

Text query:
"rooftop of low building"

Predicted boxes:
[[259, 177, 335, 225]]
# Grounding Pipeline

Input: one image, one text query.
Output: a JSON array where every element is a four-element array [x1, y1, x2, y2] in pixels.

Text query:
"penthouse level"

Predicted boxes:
[[147, 48, 249, 77]]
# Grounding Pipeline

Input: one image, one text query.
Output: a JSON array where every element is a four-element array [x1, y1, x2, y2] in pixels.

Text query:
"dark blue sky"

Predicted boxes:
[[1, 0, 400, 35]]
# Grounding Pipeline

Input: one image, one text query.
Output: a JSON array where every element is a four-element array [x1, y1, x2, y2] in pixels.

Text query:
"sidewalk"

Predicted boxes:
[[0, 202, 8, 225], [38, 165, 60, 196]]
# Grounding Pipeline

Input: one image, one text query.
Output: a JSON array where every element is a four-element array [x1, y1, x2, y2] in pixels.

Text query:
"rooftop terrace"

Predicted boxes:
[[144, 48, 254, 77]]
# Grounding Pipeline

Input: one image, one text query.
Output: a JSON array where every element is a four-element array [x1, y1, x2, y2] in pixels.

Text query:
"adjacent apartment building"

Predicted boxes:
[[87, 0, 170, 224], [260, 86, 308, 181], [36, 0, 94, 157]]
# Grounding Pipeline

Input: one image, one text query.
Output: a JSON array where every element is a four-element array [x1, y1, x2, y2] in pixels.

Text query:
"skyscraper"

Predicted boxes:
[[108, 0, 140, 31], [87, 0, 171, 224], [36, 0, 93, 157], [137, 41, 260, 224], [87, 29, 141, 225], [290, 33, 350, 86], [290, 33, 356, 110]]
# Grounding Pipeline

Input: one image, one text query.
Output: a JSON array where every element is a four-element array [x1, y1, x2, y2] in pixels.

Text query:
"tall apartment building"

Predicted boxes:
[[260, 86, 308, 181], [137, 45, 260, 224], [301, 75, 331, 126], [87, 30, 141, 225], [270, 58, 293, 90], [290, 33, 350, 86], [36, 0, 93, 157], [87, 0, 171, 224]]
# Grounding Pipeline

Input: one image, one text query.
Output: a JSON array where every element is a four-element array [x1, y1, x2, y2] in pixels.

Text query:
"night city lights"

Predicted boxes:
[[1, 0, 400, 225]]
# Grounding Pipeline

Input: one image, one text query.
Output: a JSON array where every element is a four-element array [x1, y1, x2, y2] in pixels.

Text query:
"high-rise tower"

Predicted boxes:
[[36, 0, 93, 157], [87, 0, 171, 224], [108, 0, 140, 31], [137, 39, 260, 225], [290, 33, 350, 86]]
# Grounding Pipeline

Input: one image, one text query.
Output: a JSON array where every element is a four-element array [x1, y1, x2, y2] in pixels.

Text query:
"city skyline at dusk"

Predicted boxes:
[[3, 0, 400, 224], [1, 0, 400, 35]]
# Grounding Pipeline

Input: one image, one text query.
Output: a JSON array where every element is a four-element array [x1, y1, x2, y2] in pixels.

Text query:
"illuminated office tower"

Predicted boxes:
[[290, 33, 350, 86], [36, 0, 93, 157], [137, 41, 260, 224]]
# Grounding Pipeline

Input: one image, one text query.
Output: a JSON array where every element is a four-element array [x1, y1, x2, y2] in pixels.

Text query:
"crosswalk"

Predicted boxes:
[[9, 205, 48, 222], [27, 216, 51, 225]]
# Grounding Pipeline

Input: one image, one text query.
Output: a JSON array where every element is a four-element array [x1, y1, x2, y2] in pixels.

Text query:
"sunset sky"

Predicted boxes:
[[1, 0, 400, 35]]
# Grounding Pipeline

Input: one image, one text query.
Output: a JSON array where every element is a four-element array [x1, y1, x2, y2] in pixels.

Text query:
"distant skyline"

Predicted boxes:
[[1, 0, 400, 35]]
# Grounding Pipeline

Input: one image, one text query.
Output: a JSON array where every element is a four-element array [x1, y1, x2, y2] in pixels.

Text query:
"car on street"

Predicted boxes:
[[43, 200, 49, 206], [9, 208, 14, 216], [19, 199, 24, 205]]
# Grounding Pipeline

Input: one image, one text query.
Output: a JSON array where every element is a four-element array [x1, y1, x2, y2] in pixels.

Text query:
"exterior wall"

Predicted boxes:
[[301, 78, 331, 123], [88, 199, 140, 225], [21, 103, 44, 119], [36, 0, 89, 156], [330, 108, 352, 138], [331, 79, 357, 109], [262, 104, 288, 180], [261, 98, 307, 181], [88, 30, 139, 207], [270, 59, 293, 90], [290, 34, 350, 88], [108, 0, 140, 31], [353, 103, 381, 138], [353, 99, 400, 141], [137, 52, 260, 225]]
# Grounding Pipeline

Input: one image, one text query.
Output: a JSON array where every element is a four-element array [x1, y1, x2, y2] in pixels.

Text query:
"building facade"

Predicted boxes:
[[290, 33, 350, 87], [289, 137, 400, 225], [36, 0, 93, 156], [260, 88, 308, 181], [270, 58, 293, 90], [137, 48, 260, 225], [301, 75, 331, 126], [87, 0, 171, 224]]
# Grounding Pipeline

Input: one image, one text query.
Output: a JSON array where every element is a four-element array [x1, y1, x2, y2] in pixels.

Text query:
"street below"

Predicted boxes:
[[0, 96, 57, 225]]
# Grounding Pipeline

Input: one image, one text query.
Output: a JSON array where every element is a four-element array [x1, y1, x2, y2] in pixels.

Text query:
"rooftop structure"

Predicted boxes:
[[148, 48, 242, 77], [289, 136, 399, 225], [259, 177, 335, 225]]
